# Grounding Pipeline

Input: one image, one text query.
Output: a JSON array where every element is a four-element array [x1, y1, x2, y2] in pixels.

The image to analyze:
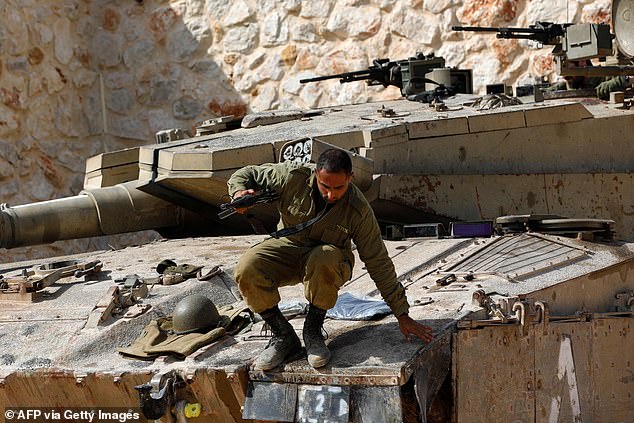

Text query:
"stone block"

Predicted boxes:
[[85, 148, 139, 173], [316, 131, 365, 150], [83, 163, 139, 189], [524, 103, 592, 127], [160, 143, 275, 171], [362, 124, 407, 147], [467, 110, 525, 133], [407, 117, 469, 139]]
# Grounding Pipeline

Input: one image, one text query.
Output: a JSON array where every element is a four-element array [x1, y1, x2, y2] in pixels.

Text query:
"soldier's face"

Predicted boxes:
[[315, 169, 352, 204]]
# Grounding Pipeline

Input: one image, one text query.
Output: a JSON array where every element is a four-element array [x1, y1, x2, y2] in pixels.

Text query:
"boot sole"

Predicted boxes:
[[253, 345, 304, 371], [307, 351, 331, 368]]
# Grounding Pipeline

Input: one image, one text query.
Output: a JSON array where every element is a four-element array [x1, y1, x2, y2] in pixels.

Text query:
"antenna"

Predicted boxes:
[[566, 0, 569, 23]]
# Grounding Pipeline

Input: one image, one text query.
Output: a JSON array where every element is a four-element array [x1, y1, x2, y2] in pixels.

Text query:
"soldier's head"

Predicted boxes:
[[315, 149, 353, 204]]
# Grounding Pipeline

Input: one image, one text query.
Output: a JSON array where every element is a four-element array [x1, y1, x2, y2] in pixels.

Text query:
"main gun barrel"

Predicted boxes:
[[0, 182, 180, 249]]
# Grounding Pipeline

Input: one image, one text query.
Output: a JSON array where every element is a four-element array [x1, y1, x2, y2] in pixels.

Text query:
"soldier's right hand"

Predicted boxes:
[[232, 189, 256, 214]]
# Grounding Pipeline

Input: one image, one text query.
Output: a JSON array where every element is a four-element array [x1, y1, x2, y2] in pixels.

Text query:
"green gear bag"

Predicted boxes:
[[118, 304, 253, 360]]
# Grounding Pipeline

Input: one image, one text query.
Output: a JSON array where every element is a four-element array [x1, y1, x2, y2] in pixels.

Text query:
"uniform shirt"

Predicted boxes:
[[227, 162, 410, 317]]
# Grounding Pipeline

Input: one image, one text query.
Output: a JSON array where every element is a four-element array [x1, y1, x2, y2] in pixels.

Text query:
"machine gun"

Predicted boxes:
[[218, 189, 279, 220], [453, 20, 634, 78], [452, 21, 569, 45], [300, 53, 448, 97]]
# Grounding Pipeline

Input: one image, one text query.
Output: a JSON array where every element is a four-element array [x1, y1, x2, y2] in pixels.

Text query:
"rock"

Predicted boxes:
[[80, 87, 104, 135], [223, 0, 254, 26], [104, 72, 133, 90], [457, 0, 518, 26], [108, 114, 149, 140], [41, 65, 66, 94], [389, 7, 439, 44], [148, 79, 177, 106], [106, 88, 134, 114], [0, 141, 19, 170], [235, 74, 256, 92], [291, 22, 318, 42], [102, 8, 121, 32], [262, 13, 288, 46], [424, 0, 459, 14], [281, 45, 297, 67], [92, 32, 121, 68], [581, 1, 611, 22], [71, 68, 97, 88], [300, 83, 322, 108], [258, 54, 285, 81], [186, 17, 213, 42], [348, 6, 381, 39], [123, 39, 155, 69], [300, 0, 334, 18], [5, 57, 28, 74], [191, 60, 222, 77], [166, 24, 200, 62], [149, 7, 178, 40], [53, 17, 73, 64], [251, 83, 279, 111], [223, 24, 258, 53], [24, 168, 57, 202], [204, 0, 232, 20], [4, 8, 29, 55], [281, 76, 302, 95], [173, 96, 203, 120], [148, 109, 183, 133]]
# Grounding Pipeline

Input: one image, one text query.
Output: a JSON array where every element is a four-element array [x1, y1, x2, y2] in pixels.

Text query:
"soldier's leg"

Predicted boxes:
[[302, 245, 352, 368], [303, 245, 352, 310], [234, 237, 307, 370], [234, 237, 306, 313]]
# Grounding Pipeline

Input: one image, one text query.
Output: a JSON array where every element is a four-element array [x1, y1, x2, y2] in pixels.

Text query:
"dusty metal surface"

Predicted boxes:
[[2, 93, 633, 253], [0, 230, 634, 422], [0, 231, 633, 421], [455, 315, 634, 423]]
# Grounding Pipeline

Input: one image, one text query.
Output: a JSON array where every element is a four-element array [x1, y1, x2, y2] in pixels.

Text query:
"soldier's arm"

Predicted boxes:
[[352, 206, 432, 343], [227, 163, 290, 199], [352, 206, 409, 317]]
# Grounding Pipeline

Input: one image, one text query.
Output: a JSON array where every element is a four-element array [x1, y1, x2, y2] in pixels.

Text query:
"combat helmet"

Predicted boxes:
[[172, 294, 220, 334]]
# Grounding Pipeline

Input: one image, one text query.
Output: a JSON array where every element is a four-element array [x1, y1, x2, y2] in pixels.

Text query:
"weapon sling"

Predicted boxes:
[[270, 203, 334, 239]]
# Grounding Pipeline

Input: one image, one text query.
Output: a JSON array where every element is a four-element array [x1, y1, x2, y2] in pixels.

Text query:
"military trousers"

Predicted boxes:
[[234, 237, 353, 314]]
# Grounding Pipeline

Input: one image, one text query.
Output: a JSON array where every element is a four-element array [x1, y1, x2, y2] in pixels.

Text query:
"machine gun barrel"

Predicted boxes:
[[299, 70, 375, 84], [452, 22, 567, 44]]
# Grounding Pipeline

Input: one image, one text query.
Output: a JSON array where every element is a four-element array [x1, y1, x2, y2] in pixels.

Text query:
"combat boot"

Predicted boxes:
[[253, 306, 302, 371], [303, 304, 330, 368]]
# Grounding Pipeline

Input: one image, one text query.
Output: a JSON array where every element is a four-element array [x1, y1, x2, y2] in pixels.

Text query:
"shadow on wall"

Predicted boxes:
[[0, 2, 249, 262], [94, 2, 248, 142]]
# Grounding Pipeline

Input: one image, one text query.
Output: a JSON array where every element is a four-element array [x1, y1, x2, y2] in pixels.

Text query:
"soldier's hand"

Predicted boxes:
[[232, 189, 256, 214], [596, 77, 629, 100], [596, 81, 612, 100], [397, 314, 433, 343]]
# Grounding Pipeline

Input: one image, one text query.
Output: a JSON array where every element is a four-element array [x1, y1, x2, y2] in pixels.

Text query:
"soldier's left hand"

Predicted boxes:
[[397, 314, 433, 343]]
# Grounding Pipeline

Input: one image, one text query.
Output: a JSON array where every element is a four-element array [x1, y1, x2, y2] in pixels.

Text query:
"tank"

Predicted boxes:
[[1, 2, 634, 422]]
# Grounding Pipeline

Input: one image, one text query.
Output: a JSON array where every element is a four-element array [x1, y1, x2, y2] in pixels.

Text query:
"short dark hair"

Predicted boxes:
[[316, 149, 352, 175]]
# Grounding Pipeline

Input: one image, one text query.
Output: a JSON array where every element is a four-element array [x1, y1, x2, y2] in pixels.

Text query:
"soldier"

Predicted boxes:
[[228, 149, 433, 370], [548, 59, 633, 100]]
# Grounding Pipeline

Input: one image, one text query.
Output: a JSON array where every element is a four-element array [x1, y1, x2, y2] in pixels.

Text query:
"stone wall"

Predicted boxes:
[[0, 0, 612, 262]]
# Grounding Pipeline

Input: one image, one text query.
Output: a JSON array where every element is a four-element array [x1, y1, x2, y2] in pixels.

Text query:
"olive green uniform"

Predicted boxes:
[[228, 162, 409, 317], [548, 75, 630, 100]]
